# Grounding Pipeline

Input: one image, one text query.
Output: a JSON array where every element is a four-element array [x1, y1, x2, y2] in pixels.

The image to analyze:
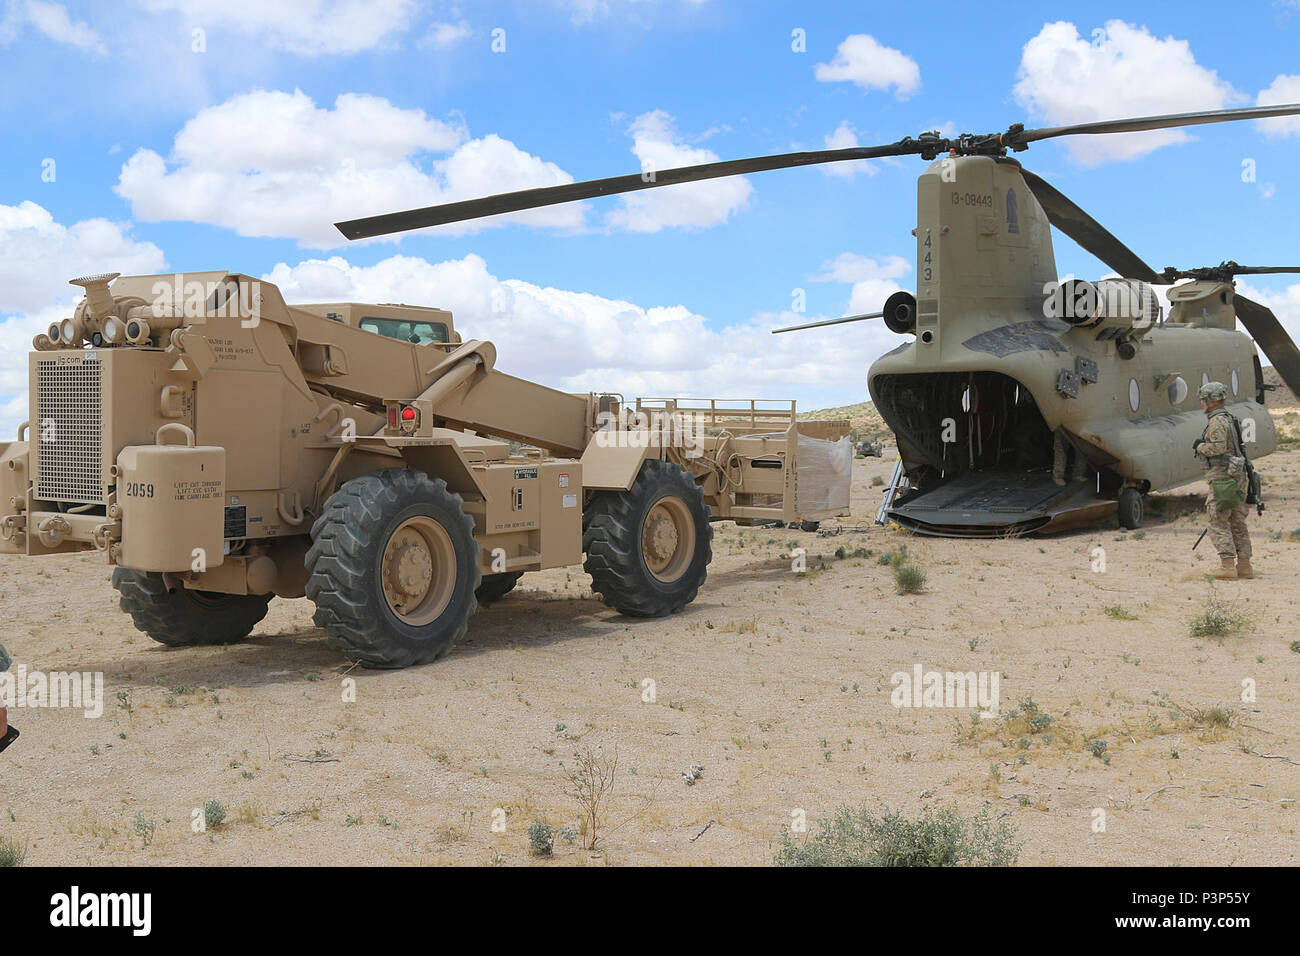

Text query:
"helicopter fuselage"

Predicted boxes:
[[867, 156, 1275, 534]]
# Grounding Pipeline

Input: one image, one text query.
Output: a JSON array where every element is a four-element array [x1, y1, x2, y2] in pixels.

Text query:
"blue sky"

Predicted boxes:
[[2, 0, 1299, 435]]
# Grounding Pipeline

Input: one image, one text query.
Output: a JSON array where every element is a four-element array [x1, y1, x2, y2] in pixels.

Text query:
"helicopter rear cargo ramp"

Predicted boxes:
[[885, 471, 1116, 537]]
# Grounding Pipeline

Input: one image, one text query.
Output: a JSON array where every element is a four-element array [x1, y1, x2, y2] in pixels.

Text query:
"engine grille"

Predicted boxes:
[[36, 358, 105, 504]]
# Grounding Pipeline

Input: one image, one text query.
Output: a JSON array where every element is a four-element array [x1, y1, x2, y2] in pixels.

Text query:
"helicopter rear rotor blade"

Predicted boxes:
[[1161, 262, 1300, 283], [1019, 168, 1162, 283], [1226, 266, 1300, 277], [772, 311, 884, 334], [1234, 294, 1300, 397]]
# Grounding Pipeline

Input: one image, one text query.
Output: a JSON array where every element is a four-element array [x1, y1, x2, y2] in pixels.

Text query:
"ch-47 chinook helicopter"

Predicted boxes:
[[335, 103, 1300, 536]]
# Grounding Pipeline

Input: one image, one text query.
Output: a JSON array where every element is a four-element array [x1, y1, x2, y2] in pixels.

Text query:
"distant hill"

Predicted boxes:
[[1263, 366, 1297, 407], [797, 401, 889, 441]]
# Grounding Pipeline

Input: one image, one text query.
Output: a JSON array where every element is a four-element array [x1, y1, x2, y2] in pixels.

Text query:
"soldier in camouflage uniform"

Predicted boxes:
[[1052, 428, 1088, 485], [1193, 381, 1252, 580], [0, 642, 9, 739]]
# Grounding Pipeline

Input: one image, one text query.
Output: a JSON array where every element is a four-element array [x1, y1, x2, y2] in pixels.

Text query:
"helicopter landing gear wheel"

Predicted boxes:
[[1118, 487, 1144, 530]]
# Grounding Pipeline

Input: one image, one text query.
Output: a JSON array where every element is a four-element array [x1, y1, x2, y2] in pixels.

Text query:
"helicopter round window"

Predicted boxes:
[[1168, 376, 1188, 406], [1128, 378, 1140, 413], [1231, 369, 1240, 396]]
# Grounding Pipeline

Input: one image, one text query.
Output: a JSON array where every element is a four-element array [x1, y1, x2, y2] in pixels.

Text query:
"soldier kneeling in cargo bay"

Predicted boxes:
[[1193, 381, 1254, 580]]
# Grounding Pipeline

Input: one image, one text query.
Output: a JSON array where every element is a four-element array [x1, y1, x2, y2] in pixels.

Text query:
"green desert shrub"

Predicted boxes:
[[775, 804, 1019, 867]]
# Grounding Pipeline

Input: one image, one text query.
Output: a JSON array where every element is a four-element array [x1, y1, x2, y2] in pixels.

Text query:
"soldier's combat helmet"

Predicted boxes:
[[1199, 381, 1229, 403]]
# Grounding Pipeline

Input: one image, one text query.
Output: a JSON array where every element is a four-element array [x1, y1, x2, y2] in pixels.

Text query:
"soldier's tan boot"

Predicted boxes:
[[1052, 433, 1067, 486], [1236, 557, 1255, 579], [1214, 557, 1237, 580]]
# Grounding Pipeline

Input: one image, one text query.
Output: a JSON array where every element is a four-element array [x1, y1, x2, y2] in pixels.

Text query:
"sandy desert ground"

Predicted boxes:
[[1, 412, 1298, 867]]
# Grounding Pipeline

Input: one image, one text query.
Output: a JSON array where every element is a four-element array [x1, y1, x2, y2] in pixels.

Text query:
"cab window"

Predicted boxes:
[[360, 316, 449, 344]]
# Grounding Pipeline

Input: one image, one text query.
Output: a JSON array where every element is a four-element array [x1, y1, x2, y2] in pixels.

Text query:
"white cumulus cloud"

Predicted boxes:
[[561, 0, 709, 26], [0, 1, 106, 54], [1256, 74, 1300, 137], [114, 89, 583, 247], [134, 0, 415, 56], [263, 252, 896, 408], [0, 392, 28, 440], [0, 201, 166, 315], [807, 253, 909, 322], [23, 0, 105, 54], [814, 34, 921, 98], [810, 253, 910, 284], [1234, 279, 1300, 364], [604, 110, 753, 232], [0, 202, 167, 437], [818, 122, 879, 178], [421, 19, 471, 49], [1014, 20, 1237, 165], [115, 95, 756, 245]]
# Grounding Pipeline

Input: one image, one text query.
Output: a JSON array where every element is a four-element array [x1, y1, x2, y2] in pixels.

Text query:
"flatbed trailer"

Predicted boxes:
[[633, 397, 851, 527]]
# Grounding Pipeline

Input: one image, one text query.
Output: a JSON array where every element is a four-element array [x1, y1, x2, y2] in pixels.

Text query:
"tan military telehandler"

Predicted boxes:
[[0, 272, 849, 667]]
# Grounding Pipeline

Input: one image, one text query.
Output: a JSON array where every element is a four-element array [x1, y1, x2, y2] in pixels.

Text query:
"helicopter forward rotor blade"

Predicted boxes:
[[772, 311, 883, 334], [1014, 103, 1300, 146], [1234, 295, 1300, 396], [1018, 168, 1161, 283], [336, 102, 1300, 240], [335, 143, 923, 240]]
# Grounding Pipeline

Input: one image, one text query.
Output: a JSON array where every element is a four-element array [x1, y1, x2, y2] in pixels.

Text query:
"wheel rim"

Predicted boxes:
[[641, 496, 696, 583], [380, 516, 457, 625]]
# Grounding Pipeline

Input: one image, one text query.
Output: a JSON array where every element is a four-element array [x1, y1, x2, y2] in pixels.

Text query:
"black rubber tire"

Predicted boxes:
[[476, 571, 523, 606], [1118, 487, 1144, 529], [112, 568, 271, 647], [582, 459, 712, 617], [799, 520, 821, 532], [305, 468, 480, 668]]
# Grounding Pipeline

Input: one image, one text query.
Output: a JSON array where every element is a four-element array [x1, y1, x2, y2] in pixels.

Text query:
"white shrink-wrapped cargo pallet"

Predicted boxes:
[[795, 434, 852, 517]]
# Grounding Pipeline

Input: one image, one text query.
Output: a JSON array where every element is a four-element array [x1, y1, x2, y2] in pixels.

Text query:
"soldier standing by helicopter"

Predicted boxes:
[[1193, 382, 1253, 580]]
